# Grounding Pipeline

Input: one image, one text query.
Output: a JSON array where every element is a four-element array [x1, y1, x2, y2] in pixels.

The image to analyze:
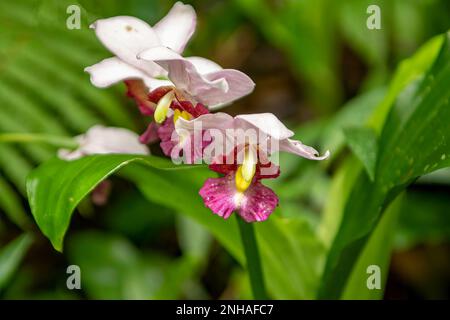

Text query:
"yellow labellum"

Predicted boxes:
[[173, 109, 192, 124], [235, 166, 253, 193], [242, 147, 256, 182], [154, 91, 175, 124], [235, 148, 257, 193]]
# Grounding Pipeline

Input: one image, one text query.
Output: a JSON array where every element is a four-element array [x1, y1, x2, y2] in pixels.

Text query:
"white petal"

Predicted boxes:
[[90, 16, 165, 77], [186, 56, 222, 74], [175, 112, 234, 134], [85, 57, 155, 88], [279, 139, 330, 160], [235, 113, 294, 140], [138, 46, 254, 107], [154, 2, 196, 53], [59, 125, 150, 161], [201, 69, 255, 109], [142, 78, 174, 92]]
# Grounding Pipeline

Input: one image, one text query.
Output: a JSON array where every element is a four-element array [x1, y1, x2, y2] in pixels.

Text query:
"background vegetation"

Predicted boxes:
[[0, 0, 449, 299]]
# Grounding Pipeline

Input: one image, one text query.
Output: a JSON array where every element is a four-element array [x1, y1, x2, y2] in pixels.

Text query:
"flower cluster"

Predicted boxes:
[[72, 2, 329, 223]]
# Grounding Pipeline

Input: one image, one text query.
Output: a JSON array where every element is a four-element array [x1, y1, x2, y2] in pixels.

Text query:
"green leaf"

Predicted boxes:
[[344, 127, 378, 181], [0, 175, 31, 229], [0, 233, 33, 290], [126, 164, 326, 299], [341, 195, 402, 299], [67, 231, 196, 299], [321, 87, 386, 159], [27, 153, 326, 299], [319, 32, 450, 299], [26, 154, 199, 252], [0, 133, 78, 149]]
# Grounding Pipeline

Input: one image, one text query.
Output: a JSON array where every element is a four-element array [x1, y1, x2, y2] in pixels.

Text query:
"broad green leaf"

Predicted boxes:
[[344, 127, 378, 181], [27, 153, 326, 299], [26, 154, 199, 251], [319, 32, 450, 299], [67, 231, 196, 299], [126, 164, 326, 299], [321, 87, 386, 160], [176, 215, 212, 261], [0, 233, 33, 290], [0, 175, 31, 229], [368, 34, 444, 132], [341, 195, 402, 299], [318, 157, 362, 247], [118, 163, 242, 261]]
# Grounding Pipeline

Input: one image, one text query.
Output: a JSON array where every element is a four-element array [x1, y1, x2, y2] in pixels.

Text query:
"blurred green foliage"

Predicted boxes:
[[0, 0, 449, 300]]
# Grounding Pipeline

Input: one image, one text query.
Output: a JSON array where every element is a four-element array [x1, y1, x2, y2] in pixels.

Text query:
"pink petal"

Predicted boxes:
[[90, 16, 164, 77], [238, 182, 278, 222], [199, 175, 237, 220], [154, 2, 196, 53], [157, 117, 177, 156]]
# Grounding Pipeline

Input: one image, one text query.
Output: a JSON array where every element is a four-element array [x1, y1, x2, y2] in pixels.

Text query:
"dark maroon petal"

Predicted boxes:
[[147, 85, 174, 103], [194, 103, 209, 116], [238, 182, 278, 222], [255, 162, 280, 180], [208, 162, 238, 175], [124, 80, 155, 116]]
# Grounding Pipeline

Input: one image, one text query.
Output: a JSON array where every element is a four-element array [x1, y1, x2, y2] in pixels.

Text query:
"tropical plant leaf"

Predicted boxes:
[[318, 32, 450, 299], [0, 0, 139, 228], [344, 127, 378, 181], [0, 233, 33, 291], [341, 195, 402, 299], [26, 155, 199, 252], [67, 230, 197, 299], [27, 152, 326, 299]]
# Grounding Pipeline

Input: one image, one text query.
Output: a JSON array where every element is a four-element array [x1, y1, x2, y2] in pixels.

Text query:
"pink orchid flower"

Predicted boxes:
[[58, 125, 150, 161], [174, 112, 329, 222]]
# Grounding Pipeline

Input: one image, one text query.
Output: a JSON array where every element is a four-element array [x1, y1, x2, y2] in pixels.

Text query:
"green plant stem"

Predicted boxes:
[[237, 217, 268, 300], [0, 133, 78, 149]]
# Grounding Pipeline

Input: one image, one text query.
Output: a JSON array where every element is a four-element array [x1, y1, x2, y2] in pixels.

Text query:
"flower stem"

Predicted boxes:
[[237, 217, 268, 300], [0, 133, 78, 149]]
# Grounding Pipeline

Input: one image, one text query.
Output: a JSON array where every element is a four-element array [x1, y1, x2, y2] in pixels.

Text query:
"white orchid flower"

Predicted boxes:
[[85, 2, 195, 90], [175, 112, 330, 161], [58, 125, 150, 161], [85, 2, 255, 111]]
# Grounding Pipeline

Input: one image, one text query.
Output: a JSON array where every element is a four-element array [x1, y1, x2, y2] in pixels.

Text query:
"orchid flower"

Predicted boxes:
[[85, 2, 255, 157], [174, 112, 329, 222], [85, 1, 255, 113], [85, 2, 195, 92], [58, 125, 149, 161]]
